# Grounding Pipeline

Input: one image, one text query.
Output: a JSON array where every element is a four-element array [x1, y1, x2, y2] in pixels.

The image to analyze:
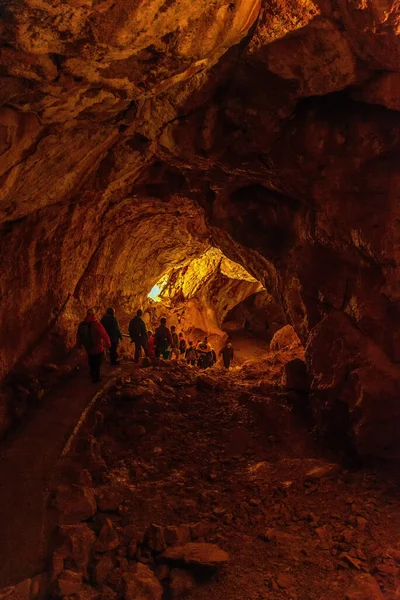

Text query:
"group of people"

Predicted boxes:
[[185, 338, 233, 370], [76, 307, 234, 383]]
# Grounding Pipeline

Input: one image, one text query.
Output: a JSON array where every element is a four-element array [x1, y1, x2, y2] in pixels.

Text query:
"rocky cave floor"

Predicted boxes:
[[3, 350, 400, 600]]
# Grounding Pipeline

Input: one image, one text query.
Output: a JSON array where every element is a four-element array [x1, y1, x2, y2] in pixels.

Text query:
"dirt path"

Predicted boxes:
[[0, 363, 121, 588], [48, 361, 400, 600], [224, 330, 270, 364]]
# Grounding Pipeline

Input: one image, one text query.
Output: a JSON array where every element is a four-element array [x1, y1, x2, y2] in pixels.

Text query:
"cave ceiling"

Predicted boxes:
[[1, 0, 400, 456]]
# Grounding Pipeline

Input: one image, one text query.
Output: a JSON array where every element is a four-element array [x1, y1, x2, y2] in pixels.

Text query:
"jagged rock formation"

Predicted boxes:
[[1, 0, 400, 457]]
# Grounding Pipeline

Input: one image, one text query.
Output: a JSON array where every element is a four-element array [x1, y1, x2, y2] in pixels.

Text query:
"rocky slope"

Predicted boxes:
[[1, 0, 400, 456], [6, 358, 400, 600]]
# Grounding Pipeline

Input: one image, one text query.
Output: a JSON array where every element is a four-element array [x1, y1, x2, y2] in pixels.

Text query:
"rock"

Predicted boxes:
[[146, 523, 167, 553], [0, 579, 31, 600], [99, 587, 117, 600], [124, 563, 163, 600], [69, 584, 100, 600], [53, 485, 97, 523], [376, 562, 398, 575], [56, 524, 96, 574], [340, 553, 362, 570], [305, 464, 340, 481], [196, 375, 219, 391], [169, 569, 196, 598], [94, 555, 114, 585], [55, 570, 83, 597], [270, 326, 302, 351], [51, 552, 65, 584], [356, 517, 368, 532], [30, 573, 47, 600], [189, 523, 212, 541], [128, 539, 138, 558], [93, 519, 120, 553], [96, 486, 126, 512], [155, 565, 170, 581], [162, 543, 229, 568], [283, 358, 309, 392], [346, 574, 384, 599], [276, 572, 295, 589], [390, 549, 400, 562], [164, 525, 191, 547]]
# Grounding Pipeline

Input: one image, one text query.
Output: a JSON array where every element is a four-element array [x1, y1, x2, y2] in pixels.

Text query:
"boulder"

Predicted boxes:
[[96, 486, 126, 512], [94, 555, 114, 585], [346, 574, 384, 600], [55, 570, 83, 597], [93, 519, 120, 553], [124, 564, 163, 600], [189, 523, 213, 541], [56, 524, 96, 574], [169, 569, 196, 598], [162, 543, 229, 568], [146, 523, 167, 553], [270, 325, 302, 352], [276, 572, 295, 589], [53, 485, 97, 523], [155, 565, 169, 581], [305, 464, 340, 481], [0, 579, 31, 600], [30, 573, 48, 600], [283, 358, 309, 392], [164, 525, 191, 547]]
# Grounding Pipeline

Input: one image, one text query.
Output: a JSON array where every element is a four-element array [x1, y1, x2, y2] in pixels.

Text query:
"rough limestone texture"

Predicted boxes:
[[124, 563, 163, 600], [162, 542, 229, 567], [1, 0, 400, 457], [346, 574, 384, 600]]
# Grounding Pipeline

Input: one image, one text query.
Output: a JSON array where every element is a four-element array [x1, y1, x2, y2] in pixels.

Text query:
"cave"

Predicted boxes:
[[1, 1, 400, 598]]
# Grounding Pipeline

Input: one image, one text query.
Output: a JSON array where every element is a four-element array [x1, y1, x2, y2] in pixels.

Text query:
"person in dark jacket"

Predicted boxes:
[[101, 307, 122, 366], [77, 309, 111, 383], [196, 337, 212, 369], [219, 341, 234, 369], [210, 347, 217, 366], [155, 317, 172, 359], [129, 309, 149, 363], [185, 341, 197, 366]]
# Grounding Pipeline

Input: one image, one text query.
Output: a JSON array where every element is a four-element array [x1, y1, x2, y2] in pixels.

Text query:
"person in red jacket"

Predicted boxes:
[[147, 331, 156, 358], [77, 309, 111, 383]]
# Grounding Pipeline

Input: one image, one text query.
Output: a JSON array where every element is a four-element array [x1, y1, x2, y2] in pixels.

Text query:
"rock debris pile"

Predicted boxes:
[[0, 353, 393, 600]]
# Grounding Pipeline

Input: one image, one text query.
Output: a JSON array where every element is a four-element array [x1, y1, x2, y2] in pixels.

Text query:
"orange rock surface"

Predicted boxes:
[[1, 0, 400, 457]]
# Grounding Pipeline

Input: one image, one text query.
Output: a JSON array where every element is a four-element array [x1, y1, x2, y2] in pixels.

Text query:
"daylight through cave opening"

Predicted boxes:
[[143, 247, 282, 359]]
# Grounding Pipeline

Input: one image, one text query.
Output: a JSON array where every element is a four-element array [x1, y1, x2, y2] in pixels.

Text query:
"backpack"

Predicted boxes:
[[78, 322, 94, 350], [155, 325, 169, 344], [129, 316, 145, 339]]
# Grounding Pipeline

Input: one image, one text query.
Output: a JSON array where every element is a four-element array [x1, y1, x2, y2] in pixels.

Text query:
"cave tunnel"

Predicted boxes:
[[1, 1, 400, 597]]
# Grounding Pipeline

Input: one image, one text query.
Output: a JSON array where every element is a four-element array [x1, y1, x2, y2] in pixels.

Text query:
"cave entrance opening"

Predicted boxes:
[[144, 247, 286, 364]]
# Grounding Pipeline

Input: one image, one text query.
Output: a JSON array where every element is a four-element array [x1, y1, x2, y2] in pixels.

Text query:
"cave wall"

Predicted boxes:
[[223, 290, 286, 336], [1, 0, 400, 456], [140, 249, 264, 352]]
